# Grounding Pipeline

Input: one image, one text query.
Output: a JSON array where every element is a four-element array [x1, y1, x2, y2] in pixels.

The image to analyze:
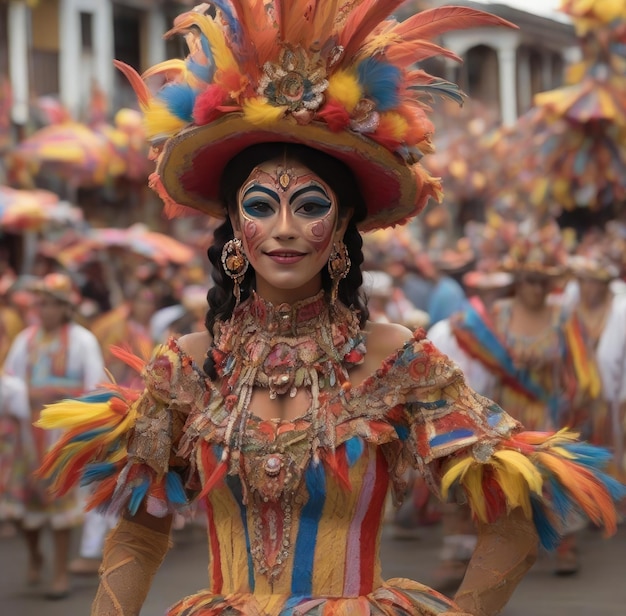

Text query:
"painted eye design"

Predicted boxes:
[[242, 200, 275, 218], [296, 200, 332, 218]]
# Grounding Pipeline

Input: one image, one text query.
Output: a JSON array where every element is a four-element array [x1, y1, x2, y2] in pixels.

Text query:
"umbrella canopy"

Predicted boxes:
[[0, 186, 83, 232], [56, 223, 195, 268], [7, 121, 127, 189]]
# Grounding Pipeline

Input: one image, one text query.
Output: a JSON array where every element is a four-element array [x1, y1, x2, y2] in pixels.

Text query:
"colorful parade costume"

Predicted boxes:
[[37, 292, 625, 615], [35, 3, 626, 615]]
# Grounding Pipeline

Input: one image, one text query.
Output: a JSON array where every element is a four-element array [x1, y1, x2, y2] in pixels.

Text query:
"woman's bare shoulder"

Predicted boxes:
[[363, 321, 413, 360], [177, 331, 213, 367]]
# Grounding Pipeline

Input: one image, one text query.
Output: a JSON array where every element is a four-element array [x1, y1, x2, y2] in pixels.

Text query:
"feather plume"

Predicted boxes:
[[441, 454, 474, 498], [242, 97, 287, 125], [390, 6, 518, 41], [142, 59, 188, 82], [113, 60, 150, 108], [493, 449, 543, 495], [144, 101, 188, 140], [308, 0, 341, 49], [166, 12, 238, 76], [228, 0, 275, 68], [340, 0, 406, 59], [384, 40, 462, 65], [408, 79, 466, 106], [109, 345, 147, 376], [326, 69, 362, 113], [357, 58, 402, 111]]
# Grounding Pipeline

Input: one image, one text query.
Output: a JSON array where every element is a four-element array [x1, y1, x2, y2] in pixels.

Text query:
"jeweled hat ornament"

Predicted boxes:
[[116, 1, 514, 231]]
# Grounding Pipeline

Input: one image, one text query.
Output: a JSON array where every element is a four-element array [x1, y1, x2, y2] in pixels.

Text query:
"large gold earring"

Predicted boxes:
[[327, 240, 351, 306], [221, 238, 249, 306]]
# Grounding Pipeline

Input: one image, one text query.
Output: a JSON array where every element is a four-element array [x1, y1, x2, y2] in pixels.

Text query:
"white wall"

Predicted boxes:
[[59, 0, 114, 119]]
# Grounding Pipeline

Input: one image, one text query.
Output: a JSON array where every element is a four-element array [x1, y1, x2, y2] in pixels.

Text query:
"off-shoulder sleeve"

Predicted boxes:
[[359, 330, 626, 548], [36, 338, 209, 518]]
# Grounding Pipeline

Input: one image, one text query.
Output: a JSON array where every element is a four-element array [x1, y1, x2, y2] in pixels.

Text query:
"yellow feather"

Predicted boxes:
[[379, 112, 409, 141], [172, 13, 238, 75], [492, 460, 532, 518], [326, 70, 362, 113], [441, 455, 475, 498], [144, 101, 187, 140], [142, 59, 188, 81], [463, 465, 487, 522], [493, 449, 543, 495], [242, 98, 287, 126], [36, 401, 119, 429]]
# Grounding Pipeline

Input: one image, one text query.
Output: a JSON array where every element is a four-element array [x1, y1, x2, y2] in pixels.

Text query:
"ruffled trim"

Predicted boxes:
[[36, 340, 204, 518], [167, 579, 456, 616], [441, 429, 626, 549]]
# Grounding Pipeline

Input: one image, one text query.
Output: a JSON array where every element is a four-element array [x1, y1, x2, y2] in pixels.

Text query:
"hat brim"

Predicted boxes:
[[158, 115, 425, 232]]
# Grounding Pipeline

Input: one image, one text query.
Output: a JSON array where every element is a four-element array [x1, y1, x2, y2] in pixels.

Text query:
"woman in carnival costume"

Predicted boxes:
[[37, 2, 625, 615], [564, 243, 626, 479]]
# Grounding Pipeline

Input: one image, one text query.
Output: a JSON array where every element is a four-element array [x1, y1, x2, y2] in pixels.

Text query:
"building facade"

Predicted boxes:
[[1, 0, 577, 129]]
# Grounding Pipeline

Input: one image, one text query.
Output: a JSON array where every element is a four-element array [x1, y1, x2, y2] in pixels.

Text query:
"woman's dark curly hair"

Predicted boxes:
[[203, 143, 369, 377]]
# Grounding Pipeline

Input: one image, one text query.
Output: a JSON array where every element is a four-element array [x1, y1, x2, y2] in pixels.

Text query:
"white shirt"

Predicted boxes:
[[4, 322, 106, 391]]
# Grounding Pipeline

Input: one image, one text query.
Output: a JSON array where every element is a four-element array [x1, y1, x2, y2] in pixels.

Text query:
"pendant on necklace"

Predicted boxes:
[[264, 454, 283, 477]]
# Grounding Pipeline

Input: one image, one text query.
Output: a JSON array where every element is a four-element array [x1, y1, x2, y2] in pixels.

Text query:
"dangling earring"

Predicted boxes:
[[327, 240, 351, 306], [221, 238, 249, 306]]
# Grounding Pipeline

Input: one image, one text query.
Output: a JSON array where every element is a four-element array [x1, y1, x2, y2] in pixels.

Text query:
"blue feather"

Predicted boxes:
[[200, 34, 213, 66], [547, 475, 571, 519], [69, 427, 109, 443], [82, 462, 117, 484], [562, 442, 613, 468], [408, 79, 465, 106], [207, 1, 243, 47], [165, 471, 188, 504], [128, 479, 150, 515], [357, 58, 401, 111], [531, 496, 560, 550], [345, 437, 364, 467], [187, 57, 214, 83], [78, 391, 116, 403], [158, 83, 197, 122], [591, 470, 626, 501]]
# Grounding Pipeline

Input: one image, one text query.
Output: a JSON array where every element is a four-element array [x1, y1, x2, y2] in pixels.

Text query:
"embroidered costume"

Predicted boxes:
[[35, 2, 625, 615], [38, 292, 625, 614]]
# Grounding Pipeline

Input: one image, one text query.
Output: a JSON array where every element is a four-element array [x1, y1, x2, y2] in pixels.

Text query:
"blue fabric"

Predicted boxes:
[[427, 276, 467, 325]]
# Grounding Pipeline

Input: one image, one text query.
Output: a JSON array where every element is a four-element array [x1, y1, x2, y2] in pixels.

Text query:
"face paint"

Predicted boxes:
[[234, 159, 342, 302]]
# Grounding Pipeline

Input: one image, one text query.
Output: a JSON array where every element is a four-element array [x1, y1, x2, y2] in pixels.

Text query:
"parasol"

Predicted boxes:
[[0, 186, 83, 232], [57, 224, 195, 268], [6, 121, 127, 191]]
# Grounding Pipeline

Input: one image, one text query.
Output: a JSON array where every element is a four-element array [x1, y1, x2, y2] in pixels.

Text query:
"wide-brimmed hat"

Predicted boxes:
[[501, 221, 568, 278], [33, 273, 80, 305], [118, 2, 514, 231]]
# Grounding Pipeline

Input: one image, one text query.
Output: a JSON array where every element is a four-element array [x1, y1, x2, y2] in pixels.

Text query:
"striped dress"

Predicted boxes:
[[37, 333, 625, 615]]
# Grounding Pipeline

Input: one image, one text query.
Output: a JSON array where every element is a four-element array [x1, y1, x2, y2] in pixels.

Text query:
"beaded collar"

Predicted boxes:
[[210, 290, 366, 455], [212, 290, 366, 397]]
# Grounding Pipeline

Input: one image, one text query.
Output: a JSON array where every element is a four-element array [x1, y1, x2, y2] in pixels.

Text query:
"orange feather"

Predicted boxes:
[[113, 60, 150, 108], [385, 40, 462, 66], [109, 345, 147, 374], [390, 6, 518, 41], [340, 0, 406, 59]]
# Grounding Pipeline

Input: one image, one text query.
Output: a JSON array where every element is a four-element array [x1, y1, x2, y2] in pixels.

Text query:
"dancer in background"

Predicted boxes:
[[4, 273, 105, 598]]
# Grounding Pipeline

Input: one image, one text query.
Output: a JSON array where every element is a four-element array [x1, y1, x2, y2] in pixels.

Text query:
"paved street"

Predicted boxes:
[[1, 521, 625, 615]]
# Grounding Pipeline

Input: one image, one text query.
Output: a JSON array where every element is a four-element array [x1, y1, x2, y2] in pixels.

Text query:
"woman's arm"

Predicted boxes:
[[451, 507, 538, 616], [92, 506, 173, 616]]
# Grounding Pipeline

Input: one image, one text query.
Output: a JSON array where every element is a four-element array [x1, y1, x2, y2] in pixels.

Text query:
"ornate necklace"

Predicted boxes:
[[210, 290, 366, 457]]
